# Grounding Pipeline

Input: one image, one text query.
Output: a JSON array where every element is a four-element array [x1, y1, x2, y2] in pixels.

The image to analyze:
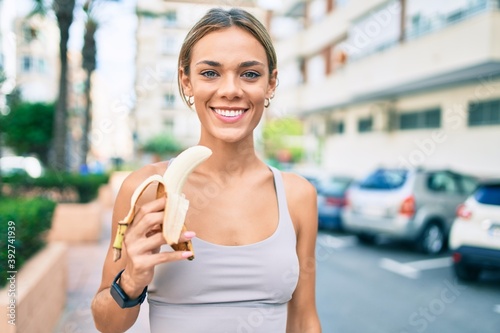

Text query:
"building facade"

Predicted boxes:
[[271, 0, 500, 178], [134, 0, 263, 152], [15, 13, 60, 102]]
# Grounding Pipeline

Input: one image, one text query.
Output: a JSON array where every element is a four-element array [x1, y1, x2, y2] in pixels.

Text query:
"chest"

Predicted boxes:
[[183, 176, 279, 246]]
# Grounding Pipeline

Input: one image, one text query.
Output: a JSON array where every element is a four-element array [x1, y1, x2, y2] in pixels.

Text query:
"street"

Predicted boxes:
[[315, 230, 500, 333]]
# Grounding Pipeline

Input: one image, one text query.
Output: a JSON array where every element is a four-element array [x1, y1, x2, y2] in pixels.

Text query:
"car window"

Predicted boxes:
[[359, 169, 407, 190], [474, 184, 500, 206], [318, 178, 352, 196], [427, 172, 460, 194], [457, 176, 478, 195]]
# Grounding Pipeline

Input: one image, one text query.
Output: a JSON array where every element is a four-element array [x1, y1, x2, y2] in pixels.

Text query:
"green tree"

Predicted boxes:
[[0, 101, 55, 165], [262, 117, 305, 163], [81, 1, 98, 168], [142, 133, 182, 159], [31, 0, 76, 171], [0, 69, 6, 86]]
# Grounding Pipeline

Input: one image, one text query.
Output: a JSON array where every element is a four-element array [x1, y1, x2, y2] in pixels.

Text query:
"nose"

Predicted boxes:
[[218, 74, 242, 100]]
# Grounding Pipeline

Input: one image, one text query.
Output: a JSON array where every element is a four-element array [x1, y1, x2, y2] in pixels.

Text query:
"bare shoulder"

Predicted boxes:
[[281, 171, 317, 202], [118, 162, 168, 194], [280, 171, 318, 234], [114, 161, 169, 209]]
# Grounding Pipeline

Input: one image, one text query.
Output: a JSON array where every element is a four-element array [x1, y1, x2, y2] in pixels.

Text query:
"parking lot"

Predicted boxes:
[[315, 230, 500, 333]]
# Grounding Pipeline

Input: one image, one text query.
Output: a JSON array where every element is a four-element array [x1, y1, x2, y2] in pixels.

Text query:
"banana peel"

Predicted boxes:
[[112, 145, 212, 262]]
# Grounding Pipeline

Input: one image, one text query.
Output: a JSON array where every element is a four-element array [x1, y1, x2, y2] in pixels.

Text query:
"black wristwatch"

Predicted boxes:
[[110, 269, 148, 308]]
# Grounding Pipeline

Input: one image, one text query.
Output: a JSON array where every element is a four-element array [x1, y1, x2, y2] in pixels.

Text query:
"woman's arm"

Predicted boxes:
[[284, 173, 322, 333], [91, 166, 194, 333]]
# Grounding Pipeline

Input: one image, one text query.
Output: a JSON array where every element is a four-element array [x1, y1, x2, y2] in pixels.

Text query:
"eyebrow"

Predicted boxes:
[[194, 60, 265, 68]]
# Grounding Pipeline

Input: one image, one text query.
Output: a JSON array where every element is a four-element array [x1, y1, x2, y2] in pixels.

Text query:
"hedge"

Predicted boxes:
[[2, 172, 109, 203], [0, 198, 57, 288]]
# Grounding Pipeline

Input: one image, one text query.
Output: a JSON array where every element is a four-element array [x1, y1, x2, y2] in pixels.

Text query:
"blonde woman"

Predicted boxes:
[[92, 8, 321, 333]]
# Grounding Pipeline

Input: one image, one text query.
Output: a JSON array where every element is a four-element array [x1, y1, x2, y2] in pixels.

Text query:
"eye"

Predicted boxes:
[[201, 70, 219, 78], [242, 71, 261, 79]]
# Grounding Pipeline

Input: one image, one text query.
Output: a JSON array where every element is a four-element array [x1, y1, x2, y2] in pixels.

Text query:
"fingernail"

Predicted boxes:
[[184, 231, 196, 238], [181, 251, 193, 258]]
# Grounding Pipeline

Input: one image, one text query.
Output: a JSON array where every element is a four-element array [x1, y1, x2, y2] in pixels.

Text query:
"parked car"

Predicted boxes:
[[317, 176, 355, 230], [449, 179, 500, 281], [342, 167, 477, 254], [0, 156, 44, 178]]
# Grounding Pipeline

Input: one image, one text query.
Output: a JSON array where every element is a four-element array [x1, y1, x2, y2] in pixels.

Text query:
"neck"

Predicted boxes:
[[196, 137, 262, 177]]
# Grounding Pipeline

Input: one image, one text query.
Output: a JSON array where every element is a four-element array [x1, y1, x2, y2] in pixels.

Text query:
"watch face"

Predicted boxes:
[[110, 272, 147, 309], [110, 282, 128, 308]]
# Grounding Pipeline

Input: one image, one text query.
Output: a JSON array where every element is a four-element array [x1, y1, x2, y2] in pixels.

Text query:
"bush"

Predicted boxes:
[[0, 198, 57, 288], [141, 133, 182, 157], [2, 172, 109, 203]]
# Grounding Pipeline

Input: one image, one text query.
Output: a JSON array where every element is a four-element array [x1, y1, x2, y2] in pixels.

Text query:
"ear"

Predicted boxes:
[[265, 69, 278, 99], [179, 67, 193, 96]]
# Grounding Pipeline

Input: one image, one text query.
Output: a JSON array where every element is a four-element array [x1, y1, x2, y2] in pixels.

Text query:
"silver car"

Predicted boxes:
[[342, 168, 477, 254]]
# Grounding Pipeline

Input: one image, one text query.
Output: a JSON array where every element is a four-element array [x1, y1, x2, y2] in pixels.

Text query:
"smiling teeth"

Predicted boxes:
[[214, 109, 244, 117]]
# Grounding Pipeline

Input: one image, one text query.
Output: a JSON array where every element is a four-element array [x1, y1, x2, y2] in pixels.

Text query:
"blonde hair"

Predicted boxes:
[[178, 8, 277, 107]]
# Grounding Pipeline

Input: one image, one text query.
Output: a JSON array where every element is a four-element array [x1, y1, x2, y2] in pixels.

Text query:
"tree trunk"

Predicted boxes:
[[81, 16, 97, 170], [51, 0, 76, 171], [82, 71, 92, 167]]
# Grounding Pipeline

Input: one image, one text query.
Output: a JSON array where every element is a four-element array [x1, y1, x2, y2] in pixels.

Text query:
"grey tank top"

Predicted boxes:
[[148, 166, 300, 333]]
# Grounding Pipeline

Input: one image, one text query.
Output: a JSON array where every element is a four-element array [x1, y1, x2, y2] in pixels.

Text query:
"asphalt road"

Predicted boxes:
[[315, 230, 500, 333]]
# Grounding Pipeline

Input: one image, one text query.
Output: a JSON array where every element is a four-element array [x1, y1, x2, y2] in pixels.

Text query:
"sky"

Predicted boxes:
[[69, 0, 138, 99]]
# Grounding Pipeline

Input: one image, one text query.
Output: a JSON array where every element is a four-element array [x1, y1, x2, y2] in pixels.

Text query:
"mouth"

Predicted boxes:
[[212, 108, 248, 119]]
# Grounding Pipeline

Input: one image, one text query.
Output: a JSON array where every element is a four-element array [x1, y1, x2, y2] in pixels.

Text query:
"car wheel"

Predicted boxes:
[[454, 263, 481, 282], [356, 233, 377, 245], [418, 222, 445, 254]]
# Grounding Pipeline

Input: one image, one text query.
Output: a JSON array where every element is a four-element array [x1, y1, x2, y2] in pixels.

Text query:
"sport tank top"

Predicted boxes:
[[148, 166, 300, 333]]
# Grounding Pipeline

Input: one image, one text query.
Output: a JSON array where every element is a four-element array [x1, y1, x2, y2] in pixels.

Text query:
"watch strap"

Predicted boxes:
[[110, 269, 148, 308]]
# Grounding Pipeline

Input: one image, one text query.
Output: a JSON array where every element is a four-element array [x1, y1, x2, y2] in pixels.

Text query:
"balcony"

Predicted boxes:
[[274, 10, 500, 115]]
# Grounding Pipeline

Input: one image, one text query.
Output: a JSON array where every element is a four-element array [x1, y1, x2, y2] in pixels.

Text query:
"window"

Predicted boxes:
[[164, 93, 175, 109], [344, 0, 401, 60], [474, 184, 500, 206], [359, 169, 408, 190], [22, 56, 32, 72], [358, 117, 373, 133], [458, 176, 478, 195], [468, 99, 500, 126], [163, 11, 177, 27], [37, 58, 46, 73], [399, 108, 441, 130], [327, 120, 344, 134], [427, 172, 459, 194], [22, 25, 37, 43], [164, 119, 174, 132], [406, 0, 489, 40]]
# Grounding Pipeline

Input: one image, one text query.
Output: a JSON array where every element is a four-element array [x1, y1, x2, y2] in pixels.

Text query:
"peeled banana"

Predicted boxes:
[[112, 145, 212, 262]]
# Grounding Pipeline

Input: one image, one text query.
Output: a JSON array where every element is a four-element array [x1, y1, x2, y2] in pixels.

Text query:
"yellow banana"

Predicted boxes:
[[112, 145, 212, 261]]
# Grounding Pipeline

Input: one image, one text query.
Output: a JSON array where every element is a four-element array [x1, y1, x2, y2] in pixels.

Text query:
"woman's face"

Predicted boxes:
[[181, 26, 277, 144]]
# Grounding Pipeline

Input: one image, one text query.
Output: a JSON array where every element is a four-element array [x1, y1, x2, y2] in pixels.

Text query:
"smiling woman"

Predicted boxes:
[[91, 7, 321, 333]]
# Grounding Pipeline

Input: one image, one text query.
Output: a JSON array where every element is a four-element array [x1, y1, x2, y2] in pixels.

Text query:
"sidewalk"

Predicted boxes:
[[52, 209, 150, 333]]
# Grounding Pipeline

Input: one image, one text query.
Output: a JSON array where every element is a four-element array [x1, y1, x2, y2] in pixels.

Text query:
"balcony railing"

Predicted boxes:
[[345, 0, 498, 62], [405, 0, 496, 41]]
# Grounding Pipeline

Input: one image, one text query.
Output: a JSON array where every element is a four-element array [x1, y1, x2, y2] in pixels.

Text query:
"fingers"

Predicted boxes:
[[132, 196, 166, 224], [150, 248, 194, 266], [178, 230, 196, 244]]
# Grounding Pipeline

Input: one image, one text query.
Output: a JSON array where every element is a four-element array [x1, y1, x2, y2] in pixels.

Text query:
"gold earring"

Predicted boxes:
[[187, 95, 194, 106], [264, 98, 270, 108]]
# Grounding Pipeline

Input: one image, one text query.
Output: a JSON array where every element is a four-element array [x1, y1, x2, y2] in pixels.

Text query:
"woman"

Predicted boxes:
[[91, 7, 321, 333]]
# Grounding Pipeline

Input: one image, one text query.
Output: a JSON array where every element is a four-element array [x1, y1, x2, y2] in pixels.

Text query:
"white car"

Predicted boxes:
[[0, 156, 44, 178], [449, 180, 500, 281]]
